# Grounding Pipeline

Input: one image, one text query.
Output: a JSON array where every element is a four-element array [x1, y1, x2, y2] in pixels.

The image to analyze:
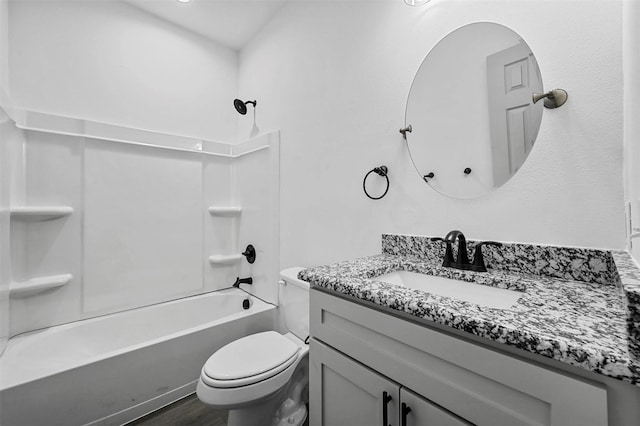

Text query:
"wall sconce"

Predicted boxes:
[[404, 0, 430, 5]]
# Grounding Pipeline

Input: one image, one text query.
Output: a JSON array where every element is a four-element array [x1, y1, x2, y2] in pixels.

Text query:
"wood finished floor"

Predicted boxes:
[[127, 394, 228, 426]]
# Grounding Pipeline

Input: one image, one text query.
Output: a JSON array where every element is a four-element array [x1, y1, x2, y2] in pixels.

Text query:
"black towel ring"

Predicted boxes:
[[363, 166, 389, 200]]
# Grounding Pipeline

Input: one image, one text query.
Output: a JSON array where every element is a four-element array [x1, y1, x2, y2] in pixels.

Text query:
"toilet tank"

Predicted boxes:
[[279, 267, 309, 341]]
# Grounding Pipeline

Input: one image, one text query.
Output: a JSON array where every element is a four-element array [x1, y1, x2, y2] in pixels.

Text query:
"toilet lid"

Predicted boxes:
[[203, 331, 299, 381]]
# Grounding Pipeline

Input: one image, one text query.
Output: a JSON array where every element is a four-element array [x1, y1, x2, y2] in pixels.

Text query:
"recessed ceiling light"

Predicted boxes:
[[177, 0, 191, 3], [404, 0, 430, 5]]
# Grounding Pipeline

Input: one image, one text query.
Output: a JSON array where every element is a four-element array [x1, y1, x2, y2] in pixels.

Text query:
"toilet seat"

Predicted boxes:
[[201, 331, 300, 388], [197, 332, 309, 409]]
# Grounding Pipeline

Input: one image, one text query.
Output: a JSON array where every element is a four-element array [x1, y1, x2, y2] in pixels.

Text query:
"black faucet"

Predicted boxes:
[[233, 277, 253, 288], [431, 230, 502, 272], [446, 230, 470, 267]]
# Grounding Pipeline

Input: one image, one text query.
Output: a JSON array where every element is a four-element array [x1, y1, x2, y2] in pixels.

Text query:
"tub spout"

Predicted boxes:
[[233, 277, 253, 288]]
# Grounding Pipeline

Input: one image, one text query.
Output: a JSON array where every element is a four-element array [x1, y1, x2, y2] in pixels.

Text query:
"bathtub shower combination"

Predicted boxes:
[[0, 289, 277, 425], [0, 101, 281, 425]]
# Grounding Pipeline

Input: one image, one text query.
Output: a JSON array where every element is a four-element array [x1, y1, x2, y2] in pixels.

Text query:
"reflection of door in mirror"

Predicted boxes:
[[487, 41, 543, 188]]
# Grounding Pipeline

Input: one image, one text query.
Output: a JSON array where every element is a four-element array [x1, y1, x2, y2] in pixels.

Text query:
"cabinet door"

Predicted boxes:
[[310, 338, 399, 426], [400, 388, 472, 426]]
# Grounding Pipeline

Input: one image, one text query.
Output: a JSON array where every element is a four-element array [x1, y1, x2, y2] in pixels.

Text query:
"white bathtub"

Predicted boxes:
[[0, 288, 277, 426]]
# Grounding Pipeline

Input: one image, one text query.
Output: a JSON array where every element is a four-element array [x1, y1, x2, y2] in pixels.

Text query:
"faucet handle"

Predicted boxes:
[[471, 241, 502, 272], [430, 237, 454, 267]]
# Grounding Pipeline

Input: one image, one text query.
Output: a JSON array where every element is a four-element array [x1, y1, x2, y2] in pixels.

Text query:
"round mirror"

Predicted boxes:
[[405, 22, 544, 199]]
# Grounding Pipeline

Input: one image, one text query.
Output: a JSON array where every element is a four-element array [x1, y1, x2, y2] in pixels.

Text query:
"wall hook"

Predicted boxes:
[[399, 124, 412, 140], [423, 172, 435, 182], [532, 89, 568, 109], [464, 167, 472, 175]]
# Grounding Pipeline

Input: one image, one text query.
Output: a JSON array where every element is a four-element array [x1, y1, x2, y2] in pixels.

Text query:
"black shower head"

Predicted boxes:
[[234, 99, 257, 115]]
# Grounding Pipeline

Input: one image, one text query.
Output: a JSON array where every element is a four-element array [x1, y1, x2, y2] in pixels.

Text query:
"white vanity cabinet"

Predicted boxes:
[[309, 289, 611, 426], [311, 338, 470, 425]]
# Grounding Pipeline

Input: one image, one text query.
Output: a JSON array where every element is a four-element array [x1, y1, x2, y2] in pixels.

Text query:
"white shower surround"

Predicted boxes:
[[0, 289, 277, 425], [0, 105, 280, 363]]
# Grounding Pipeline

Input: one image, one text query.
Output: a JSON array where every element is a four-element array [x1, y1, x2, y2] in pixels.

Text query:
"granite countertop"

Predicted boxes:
[[299, 234, 640, 386]]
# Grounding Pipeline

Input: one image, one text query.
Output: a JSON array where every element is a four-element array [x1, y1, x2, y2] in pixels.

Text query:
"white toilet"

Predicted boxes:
[[196, 267, 310, 426]]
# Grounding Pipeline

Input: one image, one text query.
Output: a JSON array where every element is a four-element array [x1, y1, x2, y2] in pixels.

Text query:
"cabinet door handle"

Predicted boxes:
[[382, 391, 393, 426], [401, 402, 412, 426]]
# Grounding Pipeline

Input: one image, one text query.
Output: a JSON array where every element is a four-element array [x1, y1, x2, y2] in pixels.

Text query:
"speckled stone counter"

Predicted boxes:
[[299, 234, 640, 386]]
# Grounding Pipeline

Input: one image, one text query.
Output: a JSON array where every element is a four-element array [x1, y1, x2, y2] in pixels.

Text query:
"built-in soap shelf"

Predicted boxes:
[[9, 273, 73, 298], [208, 206, 242, 216], [10, 206, 73, 221], [9, 207, 74, 297], [207, 208, 248, 265], [208, 254, 243, 265]]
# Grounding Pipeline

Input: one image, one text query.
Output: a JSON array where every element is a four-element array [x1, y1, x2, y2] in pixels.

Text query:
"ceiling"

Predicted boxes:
[[123, 0, 289, 50]]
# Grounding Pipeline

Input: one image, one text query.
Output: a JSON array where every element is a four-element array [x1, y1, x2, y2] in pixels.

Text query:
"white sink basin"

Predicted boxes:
[[374, 270, 522, 309]]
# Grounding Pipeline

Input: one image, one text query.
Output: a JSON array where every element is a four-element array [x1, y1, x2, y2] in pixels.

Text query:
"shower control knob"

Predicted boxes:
[[242, 244, 256, 264]]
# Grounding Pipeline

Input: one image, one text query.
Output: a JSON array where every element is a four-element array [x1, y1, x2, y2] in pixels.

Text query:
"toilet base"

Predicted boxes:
[[226, 360, 308, 426], [226, 389, 307, 426], [227, 398, 281, 426]]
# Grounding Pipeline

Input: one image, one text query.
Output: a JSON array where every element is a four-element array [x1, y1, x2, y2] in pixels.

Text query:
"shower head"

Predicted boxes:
[[234, 99, 257, 115]]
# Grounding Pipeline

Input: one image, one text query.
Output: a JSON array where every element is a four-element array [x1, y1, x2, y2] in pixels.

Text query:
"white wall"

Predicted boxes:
[[0, 0, 7, 97], [8, 0, 238, 142], [0, 1, 10, 354], [82, 141, 205, 315], [624, 0, 640, 263], [238, 0, 625, 269], [235, 133, 280, 304], [8, 129, 84, 334], [0, 110, 11, 355]]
